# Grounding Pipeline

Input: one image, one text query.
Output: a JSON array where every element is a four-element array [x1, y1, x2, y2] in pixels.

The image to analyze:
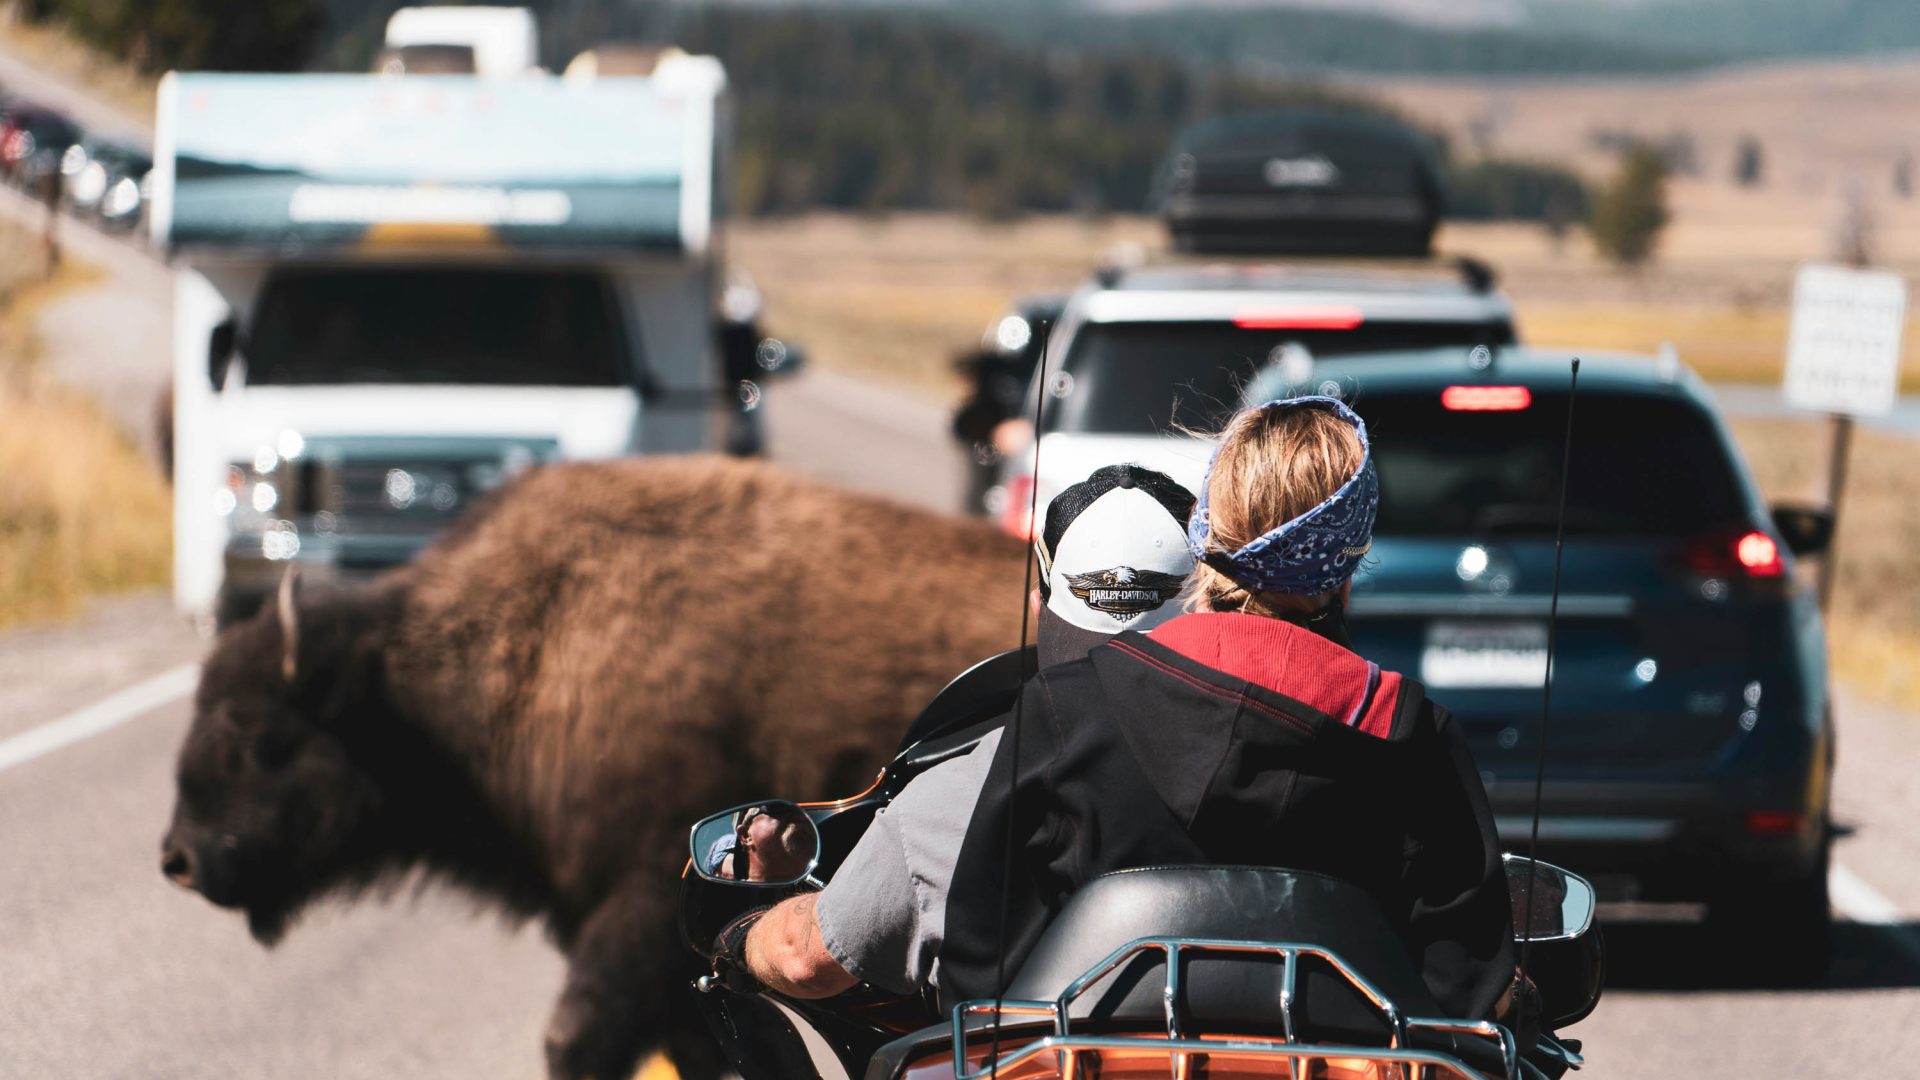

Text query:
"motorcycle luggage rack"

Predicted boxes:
[[951, 936, 1518, 1080]]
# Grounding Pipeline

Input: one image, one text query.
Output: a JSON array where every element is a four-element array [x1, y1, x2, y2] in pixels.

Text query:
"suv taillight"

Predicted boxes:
[[1679, 528, 1786, 579], [1233, 305, 1364, 330]]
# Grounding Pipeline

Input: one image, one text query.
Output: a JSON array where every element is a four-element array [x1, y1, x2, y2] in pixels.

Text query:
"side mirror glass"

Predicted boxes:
[[1772, 504, 1834, 557], [755, 337, 804, 376], [1503, 855, 1595, 942], [690, 800, 821, 887], [208, 320, 238, 391]]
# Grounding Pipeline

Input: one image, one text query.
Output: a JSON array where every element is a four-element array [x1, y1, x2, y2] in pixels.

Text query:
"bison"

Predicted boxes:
[[160, 456, 1027, 1079]]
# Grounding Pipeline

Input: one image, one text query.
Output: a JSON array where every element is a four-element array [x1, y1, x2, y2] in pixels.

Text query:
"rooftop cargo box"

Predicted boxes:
[[1153, 109, 1443, 258]]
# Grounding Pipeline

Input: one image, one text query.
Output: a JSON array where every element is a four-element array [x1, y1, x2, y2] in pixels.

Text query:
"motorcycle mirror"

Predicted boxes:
[[1771, 503, 1834, 556], [1503, 854, 1596, 942], [208, 320, 238, 391], [689, 800, 822, 887]]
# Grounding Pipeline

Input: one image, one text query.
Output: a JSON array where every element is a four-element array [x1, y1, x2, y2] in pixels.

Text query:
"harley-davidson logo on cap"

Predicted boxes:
[[1065, 566, 1187, 622]]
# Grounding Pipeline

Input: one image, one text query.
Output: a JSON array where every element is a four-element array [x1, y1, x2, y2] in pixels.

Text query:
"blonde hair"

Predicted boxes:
[[1185, 403, 1367, 618]]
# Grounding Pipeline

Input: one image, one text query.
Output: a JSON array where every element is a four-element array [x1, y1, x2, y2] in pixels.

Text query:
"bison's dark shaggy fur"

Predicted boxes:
[[162, 456, 1026, 1079]]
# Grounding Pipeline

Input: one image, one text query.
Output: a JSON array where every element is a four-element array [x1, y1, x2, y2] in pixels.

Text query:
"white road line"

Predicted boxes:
[[1832, 863, 1920, 965], [0, 663, 198, 773]]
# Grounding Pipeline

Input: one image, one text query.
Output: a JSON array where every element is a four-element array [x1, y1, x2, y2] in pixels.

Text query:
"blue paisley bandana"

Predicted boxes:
[[1186, 396, 1379, 597]]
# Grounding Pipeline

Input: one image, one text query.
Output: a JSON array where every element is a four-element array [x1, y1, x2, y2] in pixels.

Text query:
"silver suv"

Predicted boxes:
[[990, 259, 1517, 536]]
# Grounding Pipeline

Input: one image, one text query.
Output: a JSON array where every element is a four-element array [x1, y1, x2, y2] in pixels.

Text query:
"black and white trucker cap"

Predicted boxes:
[[1035, 465, 1198, 668]]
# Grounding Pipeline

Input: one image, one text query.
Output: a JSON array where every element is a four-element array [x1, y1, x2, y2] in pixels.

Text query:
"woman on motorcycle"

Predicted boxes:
[[938, 396, 1518, 1022]]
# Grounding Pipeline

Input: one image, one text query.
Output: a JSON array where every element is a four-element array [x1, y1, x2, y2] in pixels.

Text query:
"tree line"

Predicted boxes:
[[12, 0, 324, 73], [667, 6, 1401, 217], [15, 0, 1592, 227]]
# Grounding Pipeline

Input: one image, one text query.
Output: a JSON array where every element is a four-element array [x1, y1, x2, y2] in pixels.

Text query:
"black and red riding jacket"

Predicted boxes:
[[939, 609, 1516, 1023]]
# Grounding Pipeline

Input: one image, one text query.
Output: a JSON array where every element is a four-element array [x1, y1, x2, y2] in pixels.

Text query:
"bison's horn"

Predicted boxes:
[[277, 567, 300, 685]]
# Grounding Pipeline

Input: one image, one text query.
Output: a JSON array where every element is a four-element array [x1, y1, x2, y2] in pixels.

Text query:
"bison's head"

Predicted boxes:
[[162, 573, 390, 944]]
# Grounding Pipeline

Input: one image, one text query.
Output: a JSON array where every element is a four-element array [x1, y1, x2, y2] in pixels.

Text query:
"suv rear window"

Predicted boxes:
[[247, 267, 629, 387], [1361, 391, 1748, 537], [1043, 319, 1513, 434]]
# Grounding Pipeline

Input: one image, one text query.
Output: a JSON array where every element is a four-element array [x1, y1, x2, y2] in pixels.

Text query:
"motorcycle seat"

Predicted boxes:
[[1003, 864, 1442, 1039]]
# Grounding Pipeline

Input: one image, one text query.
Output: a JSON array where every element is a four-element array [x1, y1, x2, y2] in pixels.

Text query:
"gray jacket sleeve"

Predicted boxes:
[[814, 729, 1001, 995]]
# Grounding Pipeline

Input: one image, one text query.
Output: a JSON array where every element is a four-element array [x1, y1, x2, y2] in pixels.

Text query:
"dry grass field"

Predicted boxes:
[[0, 221, 168, 628], [732, 208, 1920, 400], [1447, 190, 1920, 390]]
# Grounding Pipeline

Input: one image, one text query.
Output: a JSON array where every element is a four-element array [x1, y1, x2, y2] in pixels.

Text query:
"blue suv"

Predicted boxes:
[[1246, 347, 1836, 968]]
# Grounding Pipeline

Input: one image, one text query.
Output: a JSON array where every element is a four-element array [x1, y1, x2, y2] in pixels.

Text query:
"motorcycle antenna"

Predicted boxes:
[[986, 313, 1055, 1078], [1518, 357, 1580, 985]]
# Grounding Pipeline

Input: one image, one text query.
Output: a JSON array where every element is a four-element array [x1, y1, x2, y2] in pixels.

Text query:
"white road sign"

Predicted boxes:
[[1783, 263, 1907, 417]]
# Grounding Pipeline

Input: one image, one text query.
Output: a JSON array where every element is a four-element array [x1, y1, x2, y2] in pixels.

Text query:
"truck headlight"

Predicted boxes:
[[261, 523, 301, 561], [71, 162, 107, 206], [102, 176, 141, 217], [222, 461, 297, 531]]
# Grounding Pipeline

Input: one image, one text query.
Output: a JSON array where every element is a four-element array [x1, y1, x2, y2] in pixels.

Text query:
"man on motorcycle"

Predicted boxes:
[[713, 464, 1198, 998]]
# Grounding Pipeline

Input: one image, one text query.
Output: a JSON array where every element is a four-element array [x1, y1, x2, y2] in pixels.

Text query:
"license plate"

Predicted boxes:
[[1420, 620, 1549, 689]]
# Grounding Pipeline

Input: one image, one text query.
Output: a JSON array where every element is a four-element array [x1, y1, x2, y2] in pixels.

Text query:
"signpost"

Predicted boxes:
[[1782, 262, 1908, 610]]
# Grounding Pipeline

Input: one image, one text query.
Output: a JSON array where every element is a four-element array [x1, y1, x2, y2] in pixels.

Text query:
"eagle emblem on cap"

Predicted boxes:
[[1065, 566, 1188, 623]]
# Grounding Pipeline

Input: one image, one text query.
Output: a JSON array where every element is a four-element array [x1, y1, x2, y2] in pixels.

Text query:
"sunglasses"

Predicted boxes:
[[726, 807, 768, 880]]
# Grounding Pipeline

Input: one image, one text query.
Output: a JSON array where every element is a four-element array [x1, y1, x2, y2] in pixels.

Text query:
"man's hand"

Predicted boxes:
[[708, 906, 772, 994], [743, 893, 860, 999]]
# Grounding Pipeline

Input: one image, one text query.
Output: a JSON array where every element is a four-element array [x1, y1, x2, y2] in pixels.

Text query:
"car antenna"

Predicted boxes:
[[986, 310, 1055, 1079], [1518, 357, 1580, 988]]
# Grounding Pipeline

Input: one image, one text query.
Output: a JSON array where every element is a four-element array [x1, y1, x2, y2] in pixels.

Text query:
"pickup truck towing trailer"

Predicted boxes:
[[154, 62, 730, 621]]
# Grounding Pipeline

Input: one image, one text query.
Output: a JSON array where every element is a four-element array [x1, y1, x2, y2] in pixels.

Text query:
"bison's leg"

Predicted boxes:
[[544, 882, 708, 1080]]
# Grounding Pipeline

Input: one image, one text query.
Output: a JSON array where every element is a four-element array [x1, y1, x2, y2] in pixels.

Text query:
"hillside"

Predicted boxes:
[[1369, 52, 1920, 199], [994, 0, 1920, 72], [935, 2, 1708, 77], [1529, 0, 1920, 62]]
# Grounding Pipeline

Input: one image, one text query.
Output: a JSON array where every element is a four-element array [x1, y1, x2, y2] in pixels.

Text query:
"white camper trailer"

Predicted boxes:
[[152, 59, 740, 621]]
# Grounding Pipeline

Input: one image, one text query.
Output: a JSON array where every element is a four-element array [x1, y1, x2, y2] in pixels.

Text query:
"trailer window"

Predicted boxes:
[[245, 268, 629, 387]]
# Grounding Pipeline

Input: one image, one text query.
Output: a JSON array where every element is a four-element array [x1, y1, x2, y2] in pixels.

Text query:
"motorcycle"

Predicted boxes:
[[678, 649, 1604, 1080]]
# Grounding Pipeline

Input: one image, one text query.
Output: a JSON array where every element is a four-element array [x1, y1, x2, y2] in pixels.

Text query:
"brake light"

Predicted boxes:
[[1735, 532, 1783, 575], [1441, 386, 1531, 411], [1744, 810, 1806, 836], [1679, 529, 1787, 578], [1232, 305, 1364, 331], [1000, 473, 1036, 541]]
